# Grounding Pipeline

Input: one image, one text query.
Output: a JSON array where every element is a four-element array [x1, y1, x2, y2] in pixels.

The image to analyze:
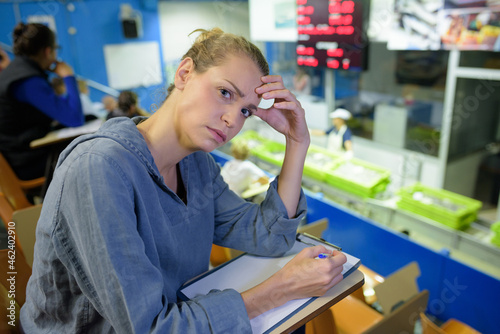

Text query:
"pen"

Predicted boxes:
[[296, 232, 342, 251], [315, 253, 330, 259]]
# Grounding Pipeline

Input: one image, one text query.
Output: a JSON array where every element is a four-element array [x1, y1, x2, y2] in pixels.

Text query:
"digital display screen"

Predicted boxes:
[[296, 0, 366, 70]]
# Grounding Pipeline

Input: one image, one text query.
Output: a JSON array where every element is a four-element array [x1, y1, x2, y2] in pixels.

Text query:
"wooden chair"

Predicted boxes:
[[349, 264, 385, 305], [0, 193, 42, 267], [0, 152, 44, 211], [306, 290, 429, 334], [306, 262, 428, 334], [0, 248, 32, 332], [420, 312, 482, 334]]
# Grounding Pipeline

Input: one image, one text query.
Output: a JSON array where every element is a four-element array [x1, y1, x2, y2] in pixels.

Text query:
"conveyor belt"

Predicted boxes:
[[247, 153, 500, 279]]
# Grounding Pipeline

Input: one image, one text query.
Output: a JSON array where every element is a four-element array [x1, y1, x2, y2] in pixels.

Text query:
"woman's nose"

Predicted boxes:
[[221, 108, 239, 128]]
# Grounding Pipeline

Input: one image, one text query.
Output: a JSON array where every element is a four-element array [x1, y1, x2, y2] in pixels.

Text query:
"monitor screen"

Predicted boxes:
[[296, 0, 367, 70]]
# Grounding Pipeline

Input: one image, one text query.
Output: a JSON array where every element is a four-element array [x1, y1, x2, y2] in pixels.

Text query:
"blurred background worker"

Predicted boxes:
[[0, 45, 11, 71], [311, 108, 354, 158], [221, 140, 270, 198], [293, 66, 312, 95], [101, 95, 118, 114], [106, 90, 149, 120], [0, 22, 84, 180]]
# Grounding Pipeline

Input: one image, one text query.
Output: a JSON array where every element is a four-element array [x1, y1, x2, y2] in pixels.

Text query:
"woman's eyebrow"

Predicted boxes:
[[226, 80, 245, 98], [225, 79, 258, 111]]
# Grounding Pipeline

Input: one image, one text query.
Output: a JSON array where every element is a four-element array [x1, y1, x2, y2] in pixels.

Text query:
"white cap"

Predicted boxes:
[[329, 108, 352, 120]]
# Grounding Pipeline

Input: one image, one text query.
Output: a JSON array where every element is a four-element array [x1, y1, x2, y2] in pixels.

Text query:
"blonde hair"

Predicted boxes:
[[230, 140, 251, 160], [166, 28, 269, 97]]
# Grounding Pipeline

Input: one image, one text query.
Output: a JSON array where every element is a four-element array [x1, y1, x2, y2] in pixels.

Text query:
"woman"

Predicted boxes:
[[0, 22, 84, 180], [21, 28, 346, 333]]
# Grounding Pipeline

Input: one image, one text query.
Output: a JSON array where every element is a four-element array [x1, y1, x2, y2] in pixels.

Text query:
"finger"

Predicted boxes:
[[260, 74, 284, 84], [328, 252, 347, 268], [324, 272, 344, 291]]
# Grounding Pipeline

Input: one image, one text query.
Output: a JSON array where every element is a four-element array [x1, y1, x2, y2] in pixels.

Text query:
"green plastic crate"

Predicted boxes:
[[396, 183, 482, 230], [252, 141, 286, 167], [324, 158, 391, 198], [233, 130, 269, 155], [303, 145, 343, 182], [491, 222, 500, 247]]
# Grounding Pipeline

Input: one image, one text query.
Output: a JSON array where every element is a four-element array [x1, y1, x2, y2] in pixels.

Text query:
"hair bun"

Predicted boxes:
[[12, 22, 27, 41]]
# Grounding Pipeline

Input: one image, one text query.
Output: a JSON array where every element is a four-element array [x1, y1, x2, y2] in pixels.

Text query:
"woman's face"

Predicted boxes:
[[175, 54, 263, 152]]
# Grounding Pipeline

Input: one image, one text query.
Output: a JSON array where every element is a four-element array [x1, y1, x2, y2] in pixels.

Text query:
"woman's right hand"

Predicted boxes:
[[273, 246, 347, 301], [241, 245, 347, 319], [51, 60, 74, 77]]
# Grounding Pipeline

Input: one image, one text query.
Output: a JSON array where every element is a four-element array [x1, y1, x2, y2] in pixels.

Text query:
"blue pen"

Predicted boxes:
[[315, 253, 330, 259]]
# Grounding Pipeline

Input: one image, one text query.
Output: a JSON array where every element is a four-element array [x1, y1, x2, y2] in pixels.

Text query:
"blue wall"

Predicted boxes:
[[0, 0, 165, 112]]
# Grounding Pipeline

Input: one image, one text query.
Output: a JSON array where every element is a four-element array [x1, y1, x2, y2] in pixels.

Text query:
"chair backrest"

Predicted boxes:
[[209, 244, 233, 267], [365, 290, 430, 334], [12, 204, 42, 267], [0, 249, 32, 307], [0, 249, 32, 333], [0, 153, 33, 211], [0, 192, 42, 267], [305, 305, 339, 334], [440, 318, 482, 334], [0, 192, 15, 226], [420, 311, 447, 334], [330, 295, 384, 333], [373, 261, 421, 315]]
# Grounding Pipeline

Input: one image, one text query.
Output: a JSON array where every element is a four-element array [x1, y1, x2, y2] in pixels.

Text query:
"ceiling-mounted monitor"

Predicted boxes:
[[296, 0, 368, 71]]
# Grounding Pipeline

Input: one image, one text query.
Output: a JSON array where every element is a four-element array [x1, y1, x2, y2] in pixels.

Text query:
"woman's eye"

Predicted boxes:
[[241, 108, 252, 118], [220, 88, 231, 99]]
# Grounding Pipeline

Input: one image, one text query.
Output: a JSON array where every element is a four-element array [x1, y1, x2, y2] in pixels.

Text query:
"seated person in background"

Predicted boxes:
[[221, 140, 269, 197], [293, 66, 312, 95], [0, 22, 84, 180], [106, 90, 150, 120], [101, 94, 118, 113], [77, 79, 106, 120], [311, 108, 353, 159], [21, 27, 346, 333], [0, 46, 11, 71], [51, 76, 66, 96]]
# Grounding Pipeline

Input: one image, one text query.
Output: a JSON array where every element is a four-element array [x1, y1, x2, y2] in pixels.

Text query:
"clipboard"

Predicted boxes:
[[177, 233, 361, 334]]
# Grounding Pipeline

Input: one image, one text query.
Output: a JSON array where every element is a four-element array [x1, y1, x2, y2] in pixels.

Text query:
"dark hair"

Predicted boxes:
[[166, 28, 269, 97], [12, 22, 56, 56], [118, 91, 138, 112]]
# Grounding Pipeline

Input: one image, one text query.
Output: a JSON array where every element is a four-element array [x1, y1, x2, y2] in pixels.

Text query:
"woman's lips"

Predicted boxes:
[[208, 127, 227, 143]]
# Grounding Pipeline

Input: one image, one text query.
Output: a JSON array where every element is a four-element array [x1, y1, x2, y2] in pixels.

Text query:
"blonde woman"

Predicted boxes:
[[22, 28, 346, 333]]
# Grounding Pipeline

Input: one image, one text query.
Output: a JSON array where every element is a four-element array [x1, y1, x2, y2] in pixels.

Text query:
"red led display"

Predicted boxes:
[[297, 0, 365, 70]]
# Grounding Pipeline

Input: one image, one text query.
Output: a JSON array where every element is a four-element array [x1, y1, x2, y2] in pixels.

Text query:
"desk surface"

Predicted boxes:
[[270, 269, 364, 334], [30, 119, 103, 149]]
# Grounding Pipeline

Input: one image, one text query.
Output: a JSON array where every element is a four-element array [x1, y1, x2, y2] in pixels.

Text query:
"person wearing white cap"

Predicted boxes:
[[311, 108, 353, 157]]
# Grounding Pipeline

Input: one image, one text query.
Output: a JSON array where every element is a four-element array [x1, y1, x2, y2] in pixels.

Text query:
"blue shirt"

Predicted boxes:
[[21, 117, 307, 333], [12, 75, 84, 127]]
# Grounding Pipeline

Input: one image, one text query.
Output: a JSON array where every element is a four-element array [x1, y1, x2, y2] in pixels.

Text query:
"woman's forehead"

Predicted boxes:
[[213, 55, 263, 94]]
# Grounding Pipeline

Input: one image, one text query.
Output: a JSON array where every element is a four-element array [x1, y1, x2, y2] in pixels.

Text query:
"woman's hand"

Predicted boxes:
[[275, 246, 347, 301], [51, 60, 74, 78], [254, 75, 310, 146], [241, 246, 347, 319]]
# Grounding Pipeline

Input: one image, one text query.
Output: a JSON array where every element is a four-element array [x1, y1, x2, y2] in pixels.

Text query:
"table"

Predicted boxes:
[[30, 119, 103, 149]]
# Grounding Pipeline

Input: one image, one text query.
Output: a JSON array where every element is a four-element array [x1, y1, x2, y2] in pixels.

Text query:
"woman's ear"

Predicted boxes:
[[174, 57, 194, 91]]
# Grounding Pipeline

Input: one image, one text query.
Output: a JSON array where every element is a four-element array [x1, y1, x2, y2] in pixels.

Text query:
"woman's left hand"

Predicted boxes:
[[254, 75, 310, 146]]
